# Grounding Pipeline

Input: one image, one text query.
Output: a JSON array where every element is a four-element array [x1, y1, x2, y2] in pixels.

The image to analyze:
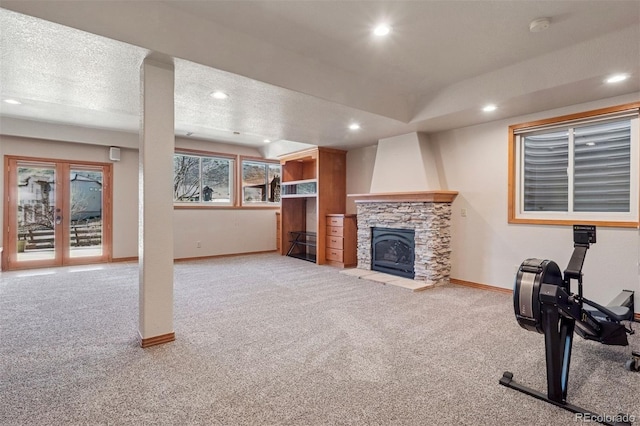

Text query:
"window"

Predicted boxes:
[[509, 103, 639, 227], [173, 153, 234, 204], [241, 159, 280, 204]]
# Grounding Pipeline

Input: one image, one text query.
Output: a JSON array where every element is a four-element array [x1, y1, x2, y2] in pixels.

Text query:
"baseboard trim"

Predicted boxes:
[[112, 250, 278, 264], [139, 332, 175, 348], [451, 278, 640, 320], [112, 256, 138, 263], [174, 250, 277, 263], [450, 278, 513, 295]]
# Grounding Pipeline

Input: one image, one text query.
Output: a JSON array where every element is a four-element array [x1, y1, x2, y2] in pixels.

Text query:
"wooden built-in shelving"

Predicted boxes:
[[281, 179, 317, 198], [278, 147, 348, 266]]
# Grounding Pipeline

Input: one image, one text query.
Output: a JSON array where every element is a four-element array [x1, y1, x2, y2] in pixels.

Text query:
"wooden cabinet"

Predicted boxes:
[[325, 214, 356, 267], [278, 147, 347, 266], [276, 212, 281, 251]]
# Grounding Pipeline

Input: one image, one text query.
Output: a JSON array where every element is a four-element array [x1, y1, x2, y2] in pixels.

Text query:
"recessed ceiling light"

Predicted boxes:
[[605, 74, 628, 84], [586, 142, 596, 146], [4, 99, 21, 105], [482, 104, 497, 112], [349, 123, 361, 130], [211, 91, 229, 99], [263, 139, 271, 144], [373, 24, 391, 37]]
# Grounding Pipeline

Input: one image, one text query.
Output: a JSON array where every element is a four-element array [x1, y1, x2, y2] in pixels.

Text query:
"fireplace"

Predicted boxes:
[[348, 191, 458, 286], [372, 227, 415, 279]]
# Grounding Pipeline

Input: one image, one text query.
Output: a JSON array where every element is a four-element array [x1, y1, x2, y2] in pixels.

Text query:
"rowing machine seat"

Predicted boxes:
[[584, 303, 631, 323]]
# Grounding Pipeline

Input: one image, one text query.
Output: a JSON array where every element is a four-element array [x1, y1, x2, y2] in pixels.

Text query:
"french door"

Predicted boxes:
[[3, 156, 112, 270]]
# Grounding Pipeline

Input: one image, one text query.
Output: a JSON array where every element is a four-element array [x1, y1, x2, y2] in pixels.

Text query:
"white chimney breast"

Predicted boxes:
[[369, 132, 442, 193]]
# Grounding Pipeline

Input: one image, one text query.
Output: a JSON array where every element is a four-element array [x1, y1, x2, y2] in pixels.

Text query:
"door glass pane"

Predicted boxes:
[[69, 169, 103, 258], [17, 165, 56, 261]]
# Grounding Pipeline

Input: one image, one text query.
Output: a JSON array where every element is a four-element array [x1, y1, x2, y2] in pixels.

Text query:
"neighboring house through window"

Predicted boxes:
[[241, 159, 281, 205]]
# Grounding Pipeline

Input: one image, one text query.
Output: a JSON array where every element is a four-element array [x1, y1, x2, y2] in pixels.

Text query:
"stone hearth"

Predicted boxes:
[[348, 191, 457, 286]]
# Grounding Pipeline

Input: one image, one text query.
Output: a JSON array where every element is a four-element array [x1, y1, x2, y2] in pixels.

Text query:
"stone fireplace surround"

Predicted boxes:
[[348, 191, 458, 286]]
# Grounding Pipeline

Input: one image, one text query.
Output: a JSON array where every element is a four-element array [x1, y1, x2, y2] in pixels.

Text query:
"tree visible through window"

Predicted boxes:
[[173, 154, 233, 204]]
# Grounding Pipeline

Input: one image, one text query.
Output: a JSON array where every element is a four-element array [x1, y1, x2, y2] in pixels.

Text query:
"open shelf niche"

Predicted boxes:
[[278, 147, 347, 265]]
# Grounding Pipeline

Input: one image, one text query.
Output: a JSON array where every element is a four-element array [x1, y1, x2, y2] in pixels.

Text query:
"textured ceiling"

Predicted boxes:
[[0, 1, 639, 154]]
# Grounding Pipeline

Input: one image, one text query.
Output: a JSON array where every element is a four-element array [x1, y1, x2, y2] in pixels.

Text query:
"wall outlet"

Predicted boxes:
[[460, 208, 467, 217], [196, 241, 201, 248]]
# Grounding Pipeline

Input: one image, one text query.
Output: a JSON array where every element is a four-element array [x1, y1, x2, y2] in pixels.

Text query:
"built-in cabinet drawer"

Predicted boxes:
[[324, 214, 356, 268], [326, 236, 344, 250], [328, 216, 344, 227], [326, 248, 344, 262], [327, 226, 344, 237]]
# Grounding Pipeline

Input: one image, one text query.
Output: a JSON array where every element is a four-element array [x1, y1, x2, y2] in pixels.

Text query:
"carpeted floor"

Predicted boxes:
[[0, 253, 638, 425]]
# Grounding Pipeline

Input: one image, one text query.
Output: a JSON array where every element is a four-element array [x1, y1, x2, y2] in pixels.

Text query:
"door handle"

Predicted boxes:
[[55, 215, 62, 225]]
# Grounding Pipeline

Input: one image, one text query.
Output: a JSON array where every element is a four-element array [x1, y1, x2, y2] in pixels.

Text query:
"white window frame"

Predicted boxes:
[[509, 103, 639, 227]]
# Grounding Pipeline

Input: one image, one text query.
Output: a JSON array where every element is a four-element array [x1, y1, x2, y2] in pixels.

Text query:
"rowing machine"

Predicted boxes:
[[500, 225, 636, 426], [626, 351, 640, 372]]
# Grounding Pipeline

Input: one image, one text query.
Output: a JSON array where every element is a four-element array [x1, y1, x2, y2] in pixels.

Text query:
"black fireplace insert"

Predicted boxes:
[[371, 227, 415, 279]]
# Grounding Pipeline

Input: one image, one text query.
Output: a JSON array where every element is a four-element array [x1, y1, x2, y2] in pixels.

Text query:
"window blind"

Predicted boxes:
[[573, 120, 630, 212], [522, 118, 631, 213], [523, 130, 569, 212]]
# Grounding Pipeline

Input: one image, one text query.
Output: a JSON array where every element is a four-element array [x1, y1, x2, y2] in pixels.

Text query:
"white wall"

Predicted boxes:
[[345, 145, 377, 215], [435, 93, 640, 313], [369, 132, 441, 194], [347, 93, 640, 313], [0, 132, 279, 262], [173, 209, 277, 259]]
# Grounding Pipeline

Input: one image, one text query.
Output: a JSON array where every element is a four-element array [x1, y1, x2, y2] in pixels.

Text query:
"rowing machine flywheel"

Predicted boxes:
[[513, 258, 564, 333]]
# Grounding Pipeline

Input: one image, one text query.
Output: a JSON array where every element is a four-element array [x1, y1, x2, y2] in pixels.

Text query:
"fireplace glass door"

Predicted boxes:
[[371, 227, 415, 279]]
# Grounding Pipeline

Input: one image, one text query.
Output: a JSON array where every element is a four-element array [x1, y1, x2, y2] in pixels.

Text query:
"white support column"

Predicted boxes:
[[138, 57, 175, 347]]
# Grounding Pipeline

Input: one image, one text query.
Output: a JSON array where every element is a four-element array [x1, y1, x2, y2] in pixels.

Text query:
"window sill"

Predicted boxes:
[[174, 204, 279, 210], [508, 217, 639, 228], [240, 204, 281, 209]]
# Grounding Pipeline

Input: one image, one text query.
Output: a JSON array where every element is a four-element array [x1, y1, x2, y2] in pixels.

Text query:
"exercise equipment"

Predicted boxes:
[[626, 351, 640, 372], [500, 225, 637, 426]]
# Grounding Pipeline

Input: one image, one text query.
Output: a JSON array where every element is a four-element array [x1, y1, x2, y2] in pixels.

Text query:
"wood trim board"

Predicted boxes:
[[450, 278, 639, 322], [348, 191, 458, 203], [138, 332, 175, 348]]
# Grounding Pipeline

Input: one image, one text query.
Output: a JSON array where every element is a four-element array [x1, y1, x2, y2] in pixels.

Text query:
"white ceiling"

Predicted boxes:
[[0, 1, 639, 156]]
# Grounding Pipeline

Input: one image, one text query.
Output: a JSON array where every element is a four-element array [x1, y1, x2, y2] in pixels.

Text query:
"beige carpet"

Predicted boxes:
[[1, 253, 638, 425]]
